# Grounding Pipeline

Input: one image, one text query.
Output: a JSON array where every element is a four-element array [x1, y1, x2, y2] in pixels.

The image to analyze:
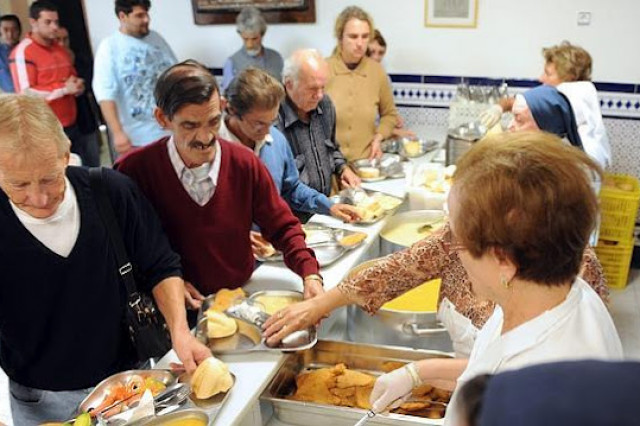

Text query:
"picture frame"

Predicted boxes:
[[192, 0, 316, 25], [425, 0, 478, 28]]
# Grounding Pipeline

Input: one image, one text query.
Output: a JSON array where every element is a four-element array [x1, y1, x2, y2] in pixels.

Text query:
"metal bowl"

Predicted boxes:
[[398, 138, 440, 159], [131, 408, 209, 425], [78, 370, 176, 414], [351, 153, 404, 181]]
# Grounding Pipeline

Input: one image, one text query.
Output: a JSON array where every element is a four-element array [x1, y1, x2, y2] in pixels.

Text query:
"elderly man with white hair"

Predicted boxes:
[[0, 94, 210, 424], [276, 49, 360, 220], [221, 6, 283, 91]]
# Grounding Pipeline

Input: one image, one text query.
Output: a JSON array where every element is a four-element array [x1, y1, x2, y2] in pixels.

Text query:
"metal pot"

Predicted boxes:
[[347, 259, 453, 352], [380, 210, 445, 255], [445, 122, 487, 166]]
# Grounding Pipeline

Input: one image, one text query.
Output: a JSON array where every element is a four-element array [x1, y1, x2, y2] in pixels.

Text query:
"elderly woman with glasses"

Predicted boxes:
[[264, 132, 622, 422]]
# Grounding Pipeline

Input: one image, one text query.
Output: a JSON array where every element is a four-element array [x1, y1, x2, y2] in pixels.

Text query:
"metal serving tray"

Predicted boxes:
[[195, 292, 317, 354], [258, 224, 368, 266], [78, 370, 233, 425], [261, 340, 451, 426], [333, 189, 404, 225], [351, 154, 405, 182]]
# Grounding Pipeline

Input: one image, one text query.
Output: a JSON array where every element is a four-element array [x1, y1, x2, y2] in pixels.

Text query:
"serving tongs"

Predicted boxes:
[[353, 397, 448, 425]]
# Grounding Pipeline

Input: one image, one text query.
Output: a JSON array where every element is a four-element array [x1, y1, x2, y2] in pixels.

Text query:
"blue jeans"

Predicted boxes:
[[9, 380, 91, 426]]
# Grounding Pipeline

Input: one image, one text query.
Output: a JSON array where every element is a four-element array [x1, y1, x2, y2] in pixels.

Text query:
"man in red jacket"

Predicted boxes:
[[116, 60, 322, 309], [10, 1, 98, 166]]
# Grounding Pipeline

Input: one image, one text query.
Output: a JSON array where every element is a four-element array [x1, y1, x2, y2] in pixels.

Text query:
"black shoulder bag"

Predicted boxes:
[[89, 167, 172, 361]]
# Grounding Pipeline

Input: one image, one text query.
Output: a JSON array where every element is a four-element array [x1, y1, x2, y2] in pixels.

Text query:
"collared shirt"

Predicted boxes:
[[167, 136, 221, 206], [325, 54, 398, 160], [445, 278, 623, 425], [10, 177, 79, 257], [219, 117, 332, 216], [277, 95, 347, 196], [0, 43, 15, 92]]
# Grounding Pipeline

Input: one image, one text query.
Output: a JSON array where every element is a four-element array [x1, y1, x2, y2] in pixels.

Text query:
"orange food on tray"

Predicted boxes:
[[90, 375, 166, 418]]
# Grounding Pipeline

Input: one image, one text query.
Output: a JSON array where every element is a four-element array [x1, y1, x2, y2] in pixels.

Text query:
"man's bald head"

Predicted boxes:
[[282, 49, 329, 113]]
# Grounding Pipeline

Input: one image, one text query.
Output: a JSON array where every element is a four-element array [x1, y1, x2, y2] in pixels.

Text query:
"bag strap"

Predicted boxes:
[[89, 167, 138, 296]]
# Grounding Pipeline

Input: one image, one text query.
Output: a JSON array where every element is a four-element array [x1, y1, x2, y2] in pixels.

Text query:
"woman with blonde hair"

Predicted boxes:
[[325, 6, 398, 161]]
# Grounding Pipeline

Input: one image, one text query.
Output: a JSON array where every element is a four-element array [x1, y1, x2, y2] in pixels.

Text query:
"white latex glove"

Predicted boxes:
[[479, 104, 503, 129], [369, 365, 415, 413]]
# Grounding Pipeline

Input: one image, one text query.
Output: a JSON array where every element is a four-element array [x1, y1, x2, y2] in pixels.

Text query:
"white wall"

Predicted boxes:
[[83, 0, 640, 83]]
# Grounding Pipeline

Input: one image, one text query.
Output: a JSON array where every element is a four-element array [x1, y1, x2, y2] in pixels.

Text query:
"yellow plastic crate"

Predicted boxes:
[[595, 238, 634, 289], [599, 174, 640, 241]]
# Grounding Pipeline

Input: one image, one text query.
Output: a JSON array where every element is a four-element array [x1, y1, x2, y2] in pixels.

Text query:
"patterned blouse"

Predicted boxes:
[[338, 223, 609, 328]]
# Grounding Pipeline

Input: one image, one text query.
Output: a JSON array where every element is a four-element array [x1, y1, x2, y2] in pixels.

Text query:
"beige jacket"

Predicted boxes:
[[326, 54, 398, 161]]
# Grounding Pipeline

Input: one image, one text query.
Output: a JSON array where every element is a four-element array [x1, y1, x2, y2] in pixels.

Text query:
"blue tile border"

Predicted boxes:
[[389, 74, 422, 83], [594, 82, 636, 93], [422, 75, 462, 85]]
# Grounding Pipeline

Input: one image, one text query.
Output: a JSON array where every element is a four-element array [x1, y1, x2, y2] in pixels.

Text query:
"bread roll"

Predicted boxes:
[[191, 356, 233, 399], [357, 167, 380, 179], [206, 310, 237, 338]]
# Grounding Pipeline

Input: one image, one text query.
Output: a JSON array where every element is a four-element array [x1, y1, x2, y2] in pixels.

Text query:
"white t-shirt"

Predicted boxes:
[[10, 178, 80, 257], [93, 30, 177, 146], [445, 278, 623, 425]]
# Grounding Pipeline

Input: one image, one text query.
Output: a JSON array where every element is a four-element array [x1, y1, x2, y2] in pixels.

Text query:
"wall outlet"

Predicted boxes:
[[577, 11, 591, 26]]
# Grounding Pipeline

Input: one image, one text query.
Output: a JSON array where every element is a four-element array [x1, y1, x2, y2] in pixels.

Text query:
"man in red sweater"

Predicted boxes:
[[116, 60, 322, 308], [10, 1, 98, 166]]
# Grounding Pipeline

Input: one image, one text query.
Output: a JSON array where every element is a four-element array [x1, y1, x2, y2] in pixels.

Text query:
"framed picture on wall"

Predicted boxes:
[[192, 0, 316, 25], [425, 0, 478, 28]]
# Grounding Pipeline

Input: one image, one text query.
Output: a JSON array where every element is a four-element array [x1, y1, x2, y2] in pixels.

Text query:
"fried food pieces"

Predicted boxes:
[[289, 363, 451, 420], [288, 363, 374, 409], [394, 383, 451, 419]]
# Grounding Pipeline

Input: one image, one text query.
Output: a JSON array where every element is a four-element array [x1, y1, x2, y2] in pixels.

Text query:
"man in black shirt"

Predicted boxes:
[[0, 94, 210, 425], [277, 49, 360, 210]]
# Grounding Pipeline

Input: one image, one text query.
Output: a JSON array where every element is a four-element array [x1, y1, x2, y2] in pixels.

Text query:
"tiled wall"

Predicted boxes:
[[390, 74, 640, 180]]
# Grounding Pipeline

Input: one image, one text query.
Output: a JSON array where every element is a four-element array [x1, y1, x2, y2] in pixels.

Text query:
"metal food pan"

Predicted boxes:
[[196, 293, 317, 354], [258, 224, 367, 265], [261, 340, 450, 426], [331, 190, 404, 226], [78, 370, 176, 414]]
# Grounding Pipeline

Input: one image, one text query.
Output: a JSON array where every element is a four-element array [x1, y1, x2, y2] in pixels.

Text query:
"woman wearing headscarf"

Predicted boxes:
[[508, 85, 582, 148]]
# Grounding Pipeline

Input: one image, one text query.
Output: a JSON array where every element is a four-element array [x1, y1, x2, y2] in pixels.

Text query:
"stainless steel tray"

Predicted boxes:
[[78, 369, 233, 425], [351, 154, 405, 181], [333, 189, 404, 225], [78, 370, 176, 414], [261, 340, 450, 426], [258, 224, 367, 266], [196, 292, 317, 354]]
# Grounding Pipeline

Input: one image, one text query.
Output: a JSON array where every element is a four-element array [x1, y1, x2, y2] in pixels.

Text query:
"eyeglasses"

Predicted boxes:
[[240, 115, 278, 131], [442, 226, 466, 255]]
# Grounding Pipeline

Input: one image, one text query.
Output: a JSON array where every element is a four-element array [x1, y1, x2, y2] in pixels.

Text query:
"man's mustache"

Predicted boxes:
[[189, 139, 216, 150]]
